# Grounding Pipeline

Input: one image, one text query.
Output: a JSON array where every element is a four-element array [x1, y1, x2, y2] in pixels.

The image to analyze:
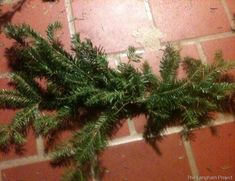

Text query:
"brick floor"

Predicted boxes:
[[0, 78, 37, 160], [10, 0, 70, 47], [202, 37, 235, 62], [202, 37, 235, 78], [111, 119, 130, 139], [0, 0, 71, 59], [133, 114, 147, 134], [180, 44, 200, 59], [149, 0, 231, 42], [0, 78, 11, 90], [2, 161, 64, 181], [0, 33, 14, 73], [101, 134, 191, 181], [0, 0, 235, 181], [0, 109, 37, 161], [226, 0, 235, 15], [72, 0, 152, 53], [191, 122, 235, 178]]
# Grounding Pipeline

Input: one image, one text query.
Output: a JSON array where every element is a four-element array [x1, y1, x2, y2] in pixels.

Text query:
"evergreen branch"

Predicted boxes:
[[72, 111, 117, 165], [10, 73, 41, 101], [0, 105, 39, 148], [46, 21, 62, 43], [2, 23, 235, 181], [61, 168, 86, 181], [34, 106, 72, 136], [160, 45, 180, 82], [141, 61, 160, 87], [0, 90, 33, 108], [127, 46, 141, 63], [0, 125, 11, 149], [11, 105, 39, 131], [51, 142, 76, 166]]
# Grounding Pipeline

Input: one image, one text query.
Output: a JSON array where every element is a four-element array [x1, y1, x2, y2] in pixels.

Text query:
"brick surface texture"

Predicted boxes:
[[0, 0, 235, 180]]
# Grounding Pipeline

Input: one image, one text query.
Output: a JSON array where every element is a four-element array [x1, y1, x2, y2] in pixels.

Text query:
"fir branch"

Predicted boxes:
[[61, 168, 86, 181], [9, 72, 41, 101], [0, 89, 33, 108], [160, 45, 180, 82], [11, 105, 39, 132], [72, 111, 117, 165], [1, 23, 235, 181], [0, 105, 39, 148], [34, 106, 73, 136], [46, 21, 62, 43]]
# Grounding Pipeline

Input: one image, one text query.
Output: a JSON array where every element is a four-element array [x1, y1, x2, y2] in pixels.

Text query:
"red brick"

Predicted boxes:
[[149, 0, 230, 42], [0, 33, 14, 73], [9, 0, 69, 47], [0, 78, 11, 89], [132, 114, 147, 134], [0, 79, 37, 161], [111, 119, 130, 139], [142, 50, 163, 76], [44, 130, 74, 152], [107, 57, 118, 69], [100, 134, 191, 181], [72, 0, 152, 53], [180, 44, 199, 59], [202, 37, 235, 78], [178, 44, 200, 79], [2, 161, 64, 181], [202, 37, 235, 62], [191, 122, 235, 177], [142, 45, 199, 78], [0, 109, 37, 161], [226, 0, 235, 14], [110, 46, 199, 134], [43, 117, 129, 150], [0, 0, 71, 72], [0, 76, 40, 160], [119, 50, 163, 75]]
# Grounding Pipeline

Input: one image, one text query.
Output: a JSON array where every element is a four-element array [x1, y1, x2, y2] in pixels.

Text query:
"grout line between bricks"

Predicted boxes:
[[108, 126, 183, 147], [0, 1, 234, 178], [0, 155, 50, 170], [164, 31, 235, 47], [64, 0, 76, 38], [182, 137, 200, 181], [109, 31, 235, 58], [91, 156, 99, 181], [209, 113, 235, 127], [108, 48, 145, 58], [143, 0, 154, 23], [109, 113, 234, 146], [127, 119, 137, 136], [0, 115, 233, 172], [107, 48, 145, 66], [36, 136, 45, 156], [183, 31, 235, 43], [108, 134, 144, 146], [0, 72, 10, 78], [221, 0, 235, 29], [195, 42, 207, 64]]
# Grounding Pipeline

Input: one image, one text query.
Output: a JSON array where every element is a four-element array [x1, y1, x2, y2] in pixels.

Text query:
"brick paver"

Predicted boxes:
[[72, 0, 152, 53], [149, 0, 231, 42], [101, 134, 191, 181], [0, 0, 235, 180], [2, 161, 64, 181], [191, 122, 235, 177]]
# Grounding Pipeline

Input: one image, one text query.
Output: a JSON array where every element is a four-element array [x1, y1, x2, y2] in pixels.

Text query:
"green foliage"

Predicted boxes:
[[0, 22, 234, 180]]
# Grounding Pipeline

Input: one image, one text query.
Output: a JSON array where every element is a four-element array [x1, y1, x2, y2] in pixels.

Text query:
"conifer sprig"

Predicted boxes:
[[0, 22, 234, 180]]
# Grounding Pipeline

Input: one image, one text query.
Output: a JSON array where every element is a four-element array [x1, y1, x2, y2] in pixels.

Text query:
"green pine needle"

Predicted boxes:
[[0, 22, 234, 180]]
